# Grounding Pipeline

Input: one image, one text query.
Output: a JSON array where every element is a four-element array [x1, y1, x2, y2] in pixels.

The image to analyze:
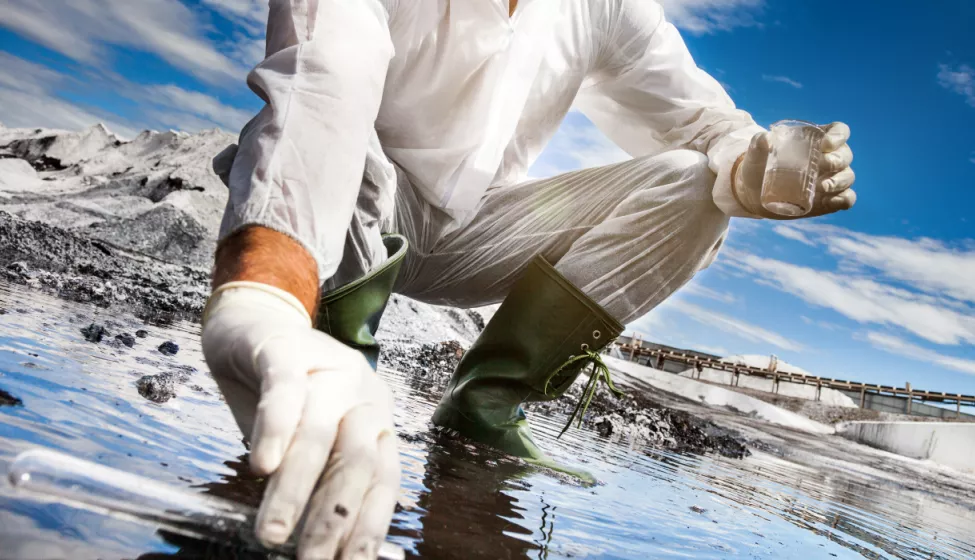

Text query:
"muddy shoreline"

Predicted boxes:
[[0, 204, 753, 459], [383, 341, 751, 459], [0, 211, 209, 322]]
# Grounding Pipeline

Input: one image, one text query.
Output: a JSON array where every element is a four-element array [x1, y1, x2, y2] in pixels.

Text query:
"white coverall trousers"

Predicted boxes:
[[327, 146, 730, 325]]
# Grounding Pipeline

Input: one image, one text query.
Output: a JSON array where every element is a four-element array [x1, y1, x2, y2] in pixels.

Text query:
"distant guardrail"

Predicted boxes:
[[615, 343, 975, 414]]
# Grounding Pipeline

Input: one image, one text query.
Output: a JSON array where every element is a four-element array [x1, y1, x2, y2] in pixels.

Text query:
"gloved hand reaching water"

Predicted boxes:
[[733, 121, 857, 219], [202, 282, 400, 560]]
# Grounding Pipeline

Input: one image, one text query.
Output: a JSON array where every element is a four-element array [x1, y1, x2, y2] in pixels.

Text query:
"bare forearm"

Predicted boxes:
[[212, 226, 320, 318]]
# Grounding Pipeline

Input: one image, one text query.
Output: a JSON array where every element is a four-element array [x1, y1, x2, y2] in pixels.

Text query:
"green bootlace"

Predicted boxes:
[[546, 349, 624, 438]]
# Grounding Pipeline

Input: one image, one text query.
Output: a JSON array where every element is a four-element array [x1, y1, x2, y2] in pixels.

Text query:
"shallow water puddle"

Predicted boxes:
[[0, 282, 973, 559]]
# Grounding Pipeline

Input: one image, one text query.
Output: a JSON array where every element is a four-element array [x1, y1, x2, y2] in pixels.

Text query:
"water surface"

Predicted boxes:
[[0, 283, 973, 559]]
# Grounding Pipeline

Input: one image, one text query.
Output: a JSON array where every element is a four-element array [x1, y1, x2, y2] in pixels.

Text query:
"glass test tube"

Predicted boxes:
[[8, 448, 405, 560]]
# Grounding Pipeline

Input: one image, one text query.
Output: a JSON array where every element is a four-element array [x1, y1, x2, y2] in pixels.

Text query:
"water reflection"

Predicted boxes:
[[130, 433, 545, 560], [1, 282, 975, 559], [407, 432, 541, 559]]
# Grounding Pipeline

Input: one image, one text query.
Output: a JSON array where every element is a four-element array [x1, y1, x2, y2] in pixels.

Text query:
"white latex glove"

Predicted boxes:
[[202, 282, 400, 560], [733, 122, 857, 219]]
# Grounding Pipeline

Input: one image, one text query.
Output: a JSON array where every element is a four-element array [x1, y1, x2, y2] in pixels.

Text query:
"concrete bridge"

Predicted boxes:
[[614, 335, 975, 420]]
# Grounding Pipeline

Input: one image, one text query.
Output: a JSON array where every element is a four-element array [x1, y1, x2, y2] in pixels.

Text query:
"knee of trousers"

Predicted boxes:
[[628, 149, 727, 223], [634, 150, 730, 262], [635, 149, 715, 198]]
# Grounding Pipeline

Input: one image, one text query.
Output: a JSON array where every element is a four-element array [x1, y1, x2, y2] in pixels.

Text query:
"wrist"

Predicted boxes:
[[203, 281, 313, 328], [212, 226, 320, 317]]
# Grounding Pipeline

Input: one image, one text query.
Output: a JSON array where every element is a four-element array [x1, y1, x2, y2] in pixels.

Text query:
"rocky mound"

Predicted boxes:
[[385, 340, 750, 459], [0, 211, 209, 318], [0, 123, 232, 268]]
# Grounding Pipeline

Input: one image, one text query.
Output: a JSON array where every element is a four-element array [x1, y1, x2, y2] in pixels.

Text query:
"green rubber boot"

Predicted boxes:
[[431, 255, 624, 480], [315, 234, 408, 370]]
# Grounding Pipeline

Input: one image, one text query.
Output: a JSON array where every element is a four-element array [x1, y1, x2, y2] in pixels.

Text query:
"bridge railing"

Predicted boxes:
[[615, 344, 975, 412]]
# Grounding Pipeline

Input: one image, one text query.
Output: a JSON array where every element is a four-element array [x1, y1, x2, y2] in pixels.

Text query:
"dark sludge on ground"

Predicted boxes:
[[115, 332, 136, 347], [1, 388, 23, 406], [0, 211, 208, 322], [1, 204, 750, 461], [136, 371, 192, 404], [157, 341, 180, 356], [382, 340, 750, 460], [81, 322, 108, 343]]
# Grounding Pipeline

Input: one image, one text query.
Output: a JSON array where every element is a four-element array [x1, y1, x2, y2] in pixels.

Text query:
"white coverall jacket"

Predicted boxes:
[[218, 0, 766, 323]]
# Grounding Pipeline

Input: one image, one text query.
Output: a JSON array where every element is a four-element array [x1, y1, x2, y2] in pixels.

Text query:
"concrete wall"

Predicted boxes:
[[606, 356, 835, 435], [615, 338, 720, 374], [839, 390, 975, 419], [837, 422, 975, 473], [680, 367, 857, 407]]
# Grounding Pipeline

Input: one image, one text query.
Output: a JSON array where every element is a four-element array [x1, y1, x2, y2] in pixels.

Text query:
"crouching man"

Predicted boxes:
[[202, 1, 855, 558]]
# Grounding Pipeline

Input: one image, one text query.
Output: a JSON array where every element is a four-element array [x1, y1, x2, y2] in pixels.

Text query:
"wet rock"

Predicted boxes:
[[157, 341, 179, 356], [85, 204, 210, 267], [115, 333, 136, 347], [537, 372, 751, 460], [381, 340, 464, 380], [81, 323, 108, 343], [0, 212, 210, 319], [135, 329, 149, 338], [0, 388, 23, 406], [135, 371, 189, 403], [466, 309, 486, 331], [6, 261, 29, 278]]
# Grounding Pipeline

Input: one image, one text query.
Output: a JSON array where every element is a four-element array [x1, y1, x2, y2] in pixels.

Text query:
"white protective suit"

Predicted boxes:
[[217, 0, 767, 323]]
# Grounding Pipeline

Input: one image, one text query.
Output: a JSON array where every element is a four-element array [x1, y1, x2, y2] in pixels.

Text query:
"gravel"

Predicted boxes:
[[136, 371, 190, 403], [80, 323, 108, 343], [115, 332, 136, 347], [382, 340, 751, 459], [0, 212, 209, 321], [158, 341, 180, 356], [0, 123, 755, 461], [533, 372, 751, 459]]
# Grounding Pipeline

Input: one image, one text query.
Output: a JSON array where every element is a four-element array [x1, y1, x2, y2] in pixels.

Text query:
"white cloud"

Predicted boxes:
[[145, 85, 253, 132], [0, 53, 140, 138], [767, 223, 975, 307], [725, 250, 975, 346], [658, 0, 764, 34], [0, 53, 251, 137], [202, 0, 268, 24], [772, 225, 816, 246], [938, 63, 975, 107], [0, 0, 247, 85], [865, 332, 975, 376], [802, 225, 975, 306], [762, 74, 803, 89], [670, 300, 805, 351], [692, 344, 731, 357], [800, 315, 843, 332], [681, 281, 738, 304]]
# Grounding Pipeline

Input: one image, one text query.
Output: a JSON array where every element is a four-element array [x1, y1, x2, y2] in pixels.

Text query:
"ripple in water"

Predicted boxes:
[[0, 282, 973, 559]]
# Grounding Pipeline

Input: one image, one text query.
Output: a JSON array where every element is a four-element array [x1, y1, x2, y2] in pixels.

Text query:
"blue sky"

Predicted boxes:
[[1, 1, 974, 399]]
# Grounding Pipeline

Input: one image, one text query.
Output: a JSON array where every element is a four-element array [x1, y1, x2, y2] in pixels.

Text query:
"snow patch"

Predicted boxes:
[[606, 355, 836, 435], [0, 158, 42, 192], [0, 124, 234, 267]]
